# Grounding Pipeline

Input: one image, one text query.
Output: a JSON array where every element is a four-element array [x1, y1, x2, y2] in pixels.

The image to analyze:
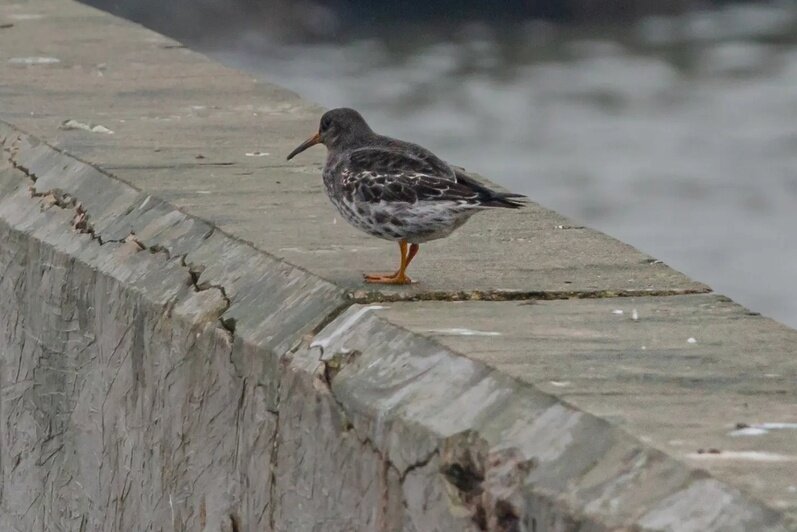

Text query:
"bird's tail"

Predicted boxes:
[[454, 168, 528, 209], [479, 191, 527, 209], [483, 191, 528, 209]]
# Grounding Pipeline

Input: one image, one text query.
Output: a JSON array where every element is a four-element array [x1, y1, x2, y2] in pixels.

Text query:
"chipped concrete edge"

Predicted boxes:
[[0, 122, 790, 531]]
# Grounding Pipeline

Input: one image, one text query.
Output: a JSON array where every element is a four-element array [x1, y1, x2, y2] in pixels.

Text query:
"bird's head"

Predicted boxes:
[[287, 108, 374, 160]]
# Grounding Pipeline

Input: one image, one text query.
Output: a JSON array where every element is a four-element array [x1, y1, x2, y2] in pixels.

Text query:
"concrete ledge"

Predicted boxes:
[[373, 297, 797, 521], [0, 127, 345, 530], [308, 303, 790, 531], [2, 134, 791, 530], [1, 1, 796, 531]]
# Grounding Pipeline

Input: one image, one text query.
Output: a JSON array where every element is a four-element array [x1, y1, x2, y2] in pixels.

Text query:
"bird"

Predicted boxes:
[[286, 107, 526, 285]]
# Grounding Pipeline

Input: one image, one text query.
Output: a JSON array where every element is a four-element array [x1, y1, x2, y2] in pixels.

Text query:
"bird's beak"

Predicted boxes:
[[286, 132, 322, 160]]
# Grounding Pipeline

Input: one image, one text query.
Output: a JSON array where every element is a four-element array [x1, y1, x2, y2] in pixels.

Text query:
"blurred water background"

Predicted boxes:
[[87, 0, 797, 327]]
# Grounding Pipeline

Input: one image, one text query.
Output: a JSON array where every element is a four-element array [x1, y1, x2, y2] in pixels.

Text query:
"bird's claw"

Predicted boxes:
[[363, 272, 413, 285]]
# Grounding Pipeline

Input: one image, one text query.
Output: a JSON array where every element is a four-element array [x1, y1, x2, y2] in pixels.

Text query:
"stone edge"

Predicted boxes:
[[0, 122, 791, 530]]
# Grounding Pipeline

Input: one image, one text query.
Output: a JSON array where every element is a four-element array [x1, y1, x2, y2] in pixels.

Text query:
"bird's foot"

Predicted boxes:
[[363, 272, 413, 285]]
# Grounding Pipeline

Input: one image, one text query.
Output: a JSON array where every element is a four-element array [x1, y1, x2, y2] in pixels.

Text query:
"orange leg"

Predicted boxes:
[[364, 240, 420, 285]]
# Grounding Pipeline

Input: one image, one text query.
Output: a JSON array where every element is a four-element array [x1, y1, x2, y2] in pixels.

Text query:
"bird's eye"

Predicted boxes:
[[321, 117, 331, 131]]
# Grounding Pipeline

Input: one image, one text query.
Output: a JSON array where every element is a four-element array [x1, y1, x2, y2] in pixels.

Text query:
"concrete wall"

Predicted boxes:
[[1, 1, 796, 531]]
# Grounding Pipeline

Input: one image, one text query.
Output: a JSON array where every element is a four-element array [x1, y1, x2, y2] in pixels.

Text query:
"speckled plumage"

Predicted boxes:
[[316, 110, 525, 244], [286, 107, 526, 283]]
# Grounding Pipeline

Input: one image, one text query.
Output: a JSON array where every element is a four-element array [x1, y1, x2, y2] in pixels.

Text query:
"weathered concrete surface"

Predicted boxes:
[[0, 132, 346, 531], [6, 132, 789, 532], [373, 297, 797, 520], [1, 0, 796, 531], [308, 303, 793, 531]]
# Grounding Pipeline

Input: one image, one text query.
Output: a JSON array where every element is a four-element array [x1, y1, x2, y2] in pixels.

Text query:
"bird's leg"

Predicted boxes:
[[405, 243, 419, 268], [364, 241, 408, 283], [391, 242, 419, 284], [364, 240, 417, 285]]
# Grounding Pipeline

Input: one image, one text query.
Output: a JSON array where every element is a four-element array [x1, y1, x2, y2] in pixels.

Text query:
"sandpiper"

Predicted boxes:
[[287, 107, 526, 284]]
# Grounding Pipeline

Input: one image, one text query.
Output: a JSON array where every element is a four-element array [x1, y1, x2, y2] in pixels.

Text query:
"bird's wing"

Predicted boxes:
[[339, 148, 484, 204]]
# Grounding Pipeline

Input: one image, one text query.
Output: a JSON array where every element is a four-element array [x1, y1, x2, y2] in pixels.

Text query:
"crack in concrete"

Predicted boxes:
[[178, 253, 235, 337], [308, 313, 536, 531], [4, 143, 237, 342], [6, 139, 118, 248], [320, 349, 361, 385], [346, 286, 711, 305], [310, 301, 353, 338], [267, 375, 282, 532], [28, 186, 146, 251], [316, 345, 442, 509], [398, 449, 439, 482]]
